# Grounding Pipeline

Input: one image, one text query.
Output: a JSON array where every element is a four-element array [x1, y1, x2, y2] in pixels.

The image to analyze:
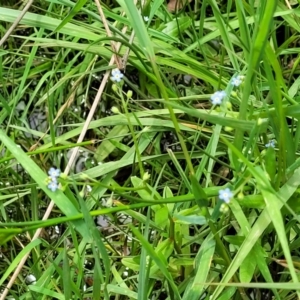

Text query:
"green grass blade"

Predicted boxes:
[[182, 236, 215, 300], [130, 226, 181, 300], [0, 239, 42, 287], [0, 129, 92, 241], [55, 0, 88, 32]]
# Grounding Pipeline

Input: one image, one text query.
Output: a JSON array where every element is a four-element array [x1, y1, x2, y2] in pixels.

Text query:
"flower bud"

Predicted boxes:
[[220, 203, 229, 213], [112, 84, 118, 91], [231, 91, 237, 97], [60, 172, 68, 179], [127, 90, 133, 99], [238, 192, 244, 200], [143, 172, 150, 181], [226, 101, 232, 109], [257, 118, 263, 125], [224, 126, 234, 132], [111, 106, 120, 114]]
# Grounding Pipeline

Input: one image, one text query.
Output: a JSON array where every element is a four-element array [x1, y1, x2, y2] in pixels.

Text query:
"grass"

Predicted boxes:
[[1, 0, 300, 299]]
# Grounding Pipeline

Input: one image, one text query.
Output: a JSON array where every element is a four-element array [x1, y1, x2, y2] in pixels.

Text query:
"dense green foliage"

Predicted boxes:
[[1, 0, 300, 299]]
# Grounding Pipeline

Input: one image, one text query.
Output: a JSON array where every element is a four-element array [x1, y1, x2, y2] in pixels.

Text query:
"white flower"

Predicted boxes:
[[265, 140, 275, 148], [219, 188, 233, 203], [48, 167, 61, 179], [143, 16, 149, 22], [210, 91, 226, 105], [110, 68, 124, 82]]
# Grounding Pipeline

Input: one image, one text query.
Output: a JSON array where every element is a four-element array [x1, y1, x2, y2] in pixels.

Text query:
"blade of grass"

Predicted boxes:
[[234, 0, 277, 164], [182, 235, 215, 300], [55, 0, 88, 32], [0, 128, 92, 240], [130, 226, 181, 300]]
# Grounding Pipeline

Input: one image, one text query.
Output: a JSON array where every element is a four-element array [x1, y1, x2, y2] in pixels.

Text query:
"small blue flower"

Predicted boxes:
[[143, 16, 149, 22], [110, 68, 124, 82], [48, 167, 61, 179], [48, 181, 59, 192], [231, 75, 244, 87], [210, 91, 226, 105], [265, 140, 275, 148], [231, 77, 242, 87], [219, 188, 233, 203]]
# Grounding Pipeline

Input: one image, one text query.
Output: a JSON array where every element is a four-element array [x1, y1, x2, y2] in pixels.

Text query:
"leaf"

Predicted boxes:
[[95, 125, 129, 162], [150, 238, 174, 277], [0, 239, 42, 287], [240, 249, 257, 282], [264, 147, 276, 184], [0, 7, 101, 40], [161, 17, 192, 37], [173, 214, 206, 225], [122, 256, 141, 272], [0, 228, 22, 245], [155, 205, 169, 229], [182, 236, 215, 300], [55, 0, 88, 32], [190, 174, 208, 208], [131, 226, 180, 298]]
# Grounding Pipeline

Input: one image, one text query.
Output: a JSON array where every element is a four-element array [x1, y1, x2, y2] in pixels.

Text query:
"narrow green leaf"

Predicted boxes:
[[0, 239, 42, 287], [55, 0, 88, 32], [95, 125, 129, 162], [28, 285, 65, 300], [239, 249, 257, 282], [0, 7, 101, 40], [190, 174, 208, 208], [130, 226, 181, 299], [115, 0, 154, 59], [161, 17, 192, 38], [63, 239, 72, 299], [264, 147, 276, 184], [0, 228, 22, 245], [182, 236, 215, 300]]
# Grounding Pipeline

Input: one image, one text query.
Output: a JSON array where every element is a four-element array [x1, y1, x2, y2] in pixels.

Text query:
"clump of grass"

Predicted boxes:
[[1, 0, 300, 299]]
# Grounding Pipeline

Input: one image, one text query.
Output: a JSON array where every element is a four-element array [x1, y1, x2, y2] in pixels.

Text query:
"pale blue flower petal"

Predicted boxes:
[[231, 77, 242, 87], [231, 75, 244, 87], [210, 91, 226, 105], [265, 140, 275, 148], [48, 167, 61, 179], [219, 188, 233, 203], [48, 181, 59, 192], [111, 69, 124, 82]]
